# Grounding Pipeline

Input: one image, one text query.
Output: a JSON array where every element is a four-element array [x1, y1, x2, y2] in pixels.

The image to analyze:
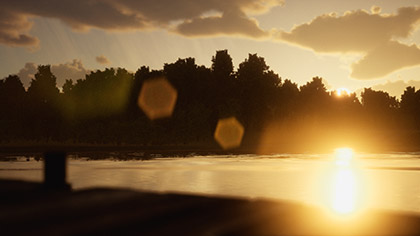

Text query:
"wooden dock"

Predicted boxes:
[[2, 179, 420, 236]]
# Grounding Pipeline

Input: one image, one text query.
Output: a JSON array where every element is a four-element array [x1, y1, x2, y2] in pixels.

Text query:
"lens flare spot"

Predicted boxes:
[[214, 117, 244, 150], [138, 77, 177, 120]]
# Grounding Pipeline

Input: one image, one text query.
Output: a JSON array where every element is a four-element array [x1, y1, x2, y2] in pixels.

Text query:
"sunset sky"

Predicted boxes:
[[1, 0, 420, 97]]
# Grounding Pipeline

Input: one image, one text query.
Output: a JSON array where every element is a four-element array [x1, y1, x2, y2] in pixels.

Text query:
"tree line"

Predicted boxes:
[[1, 50, 420, 152]]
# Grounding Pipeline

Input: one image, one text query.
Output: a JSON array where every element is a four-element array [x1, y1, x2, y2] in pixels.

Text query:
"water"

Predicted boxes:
[[1, 152, 420, 214]]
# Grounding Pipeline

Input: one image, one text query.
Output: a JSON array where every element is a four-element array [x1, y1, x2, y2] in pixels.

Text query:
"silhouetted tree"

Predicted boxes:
[[236, 53, 281, 148], [400, 86, 420, 129], [274, 79, 299, 119], [0, 75, 26, 139], [25, 65, 61, 139], [210, 50, 238, 119], [299, 77, 328, 101], [361, 88, 399, 130], [71, 68, 133, 120], [212, 50, 234, 80], [27, 65, 59, 105], [2, 51, 420, 152], [62, 79, 74, 95], [400, 87, 419, 113], [0, 75, 26, 115], [298, 77, 331, 117]]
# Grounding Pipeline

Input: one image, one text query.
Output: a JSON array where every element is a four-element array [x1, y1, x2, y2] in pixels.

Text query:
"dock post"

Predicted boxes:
[[43, 151, 71, 191]]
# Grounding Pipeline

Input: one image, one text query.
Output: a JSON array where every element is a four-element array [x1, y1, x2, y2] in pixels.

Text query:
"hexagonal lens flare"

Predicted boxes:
[[138, 77, 177, 120], [214, 117, 245, 150]]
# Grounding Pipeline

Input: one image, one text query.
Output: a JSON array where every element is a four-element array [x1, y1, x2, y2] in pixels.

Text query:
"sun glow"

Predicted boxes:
[[331, 168, 357, 214], [335, 147, 354, 167], [326, 148, 363, 215], [336, 88, 350, 96]]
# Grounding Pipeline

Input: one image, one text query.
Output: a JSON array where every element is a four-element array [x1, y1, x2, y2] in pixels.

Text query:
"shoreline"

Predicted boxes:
[[0, 144, 419, 161]]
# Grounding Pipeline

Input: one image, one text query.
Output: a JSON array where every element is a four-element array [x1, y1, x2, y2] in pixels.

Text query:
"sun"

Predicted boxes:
[[336, 88, 351, 97], [334, 147, 354, 167]]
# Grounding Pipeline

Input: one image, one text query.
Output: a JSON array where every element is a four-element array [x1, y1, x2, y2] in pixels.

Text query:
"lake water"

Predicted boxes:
[[1, 151, 420, 215]]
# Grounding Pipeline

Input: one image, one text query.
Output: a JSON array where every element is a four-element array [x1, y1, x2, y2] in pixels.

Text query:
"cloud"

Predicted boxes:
[[0, 9, 39, 48], [0, 0, 283, 48], [175, 9, 268, 38], [277, 6, 420, 79], [16, 60, 89, 87], [96, 55, 111, 65], [278, 7, 420, 53], [51, 59, 90, 86], [371, 6, 381, 14], [351, 42, 420, 79], [17, 62, 37, 87], [366, 80, 420, 98], [1, 1, 146, 31]]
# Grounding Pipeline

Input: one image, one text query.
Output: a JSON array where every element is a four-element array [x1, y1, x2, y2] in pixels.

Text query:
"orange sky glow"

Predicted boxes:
[[1, 0, 420, 97]]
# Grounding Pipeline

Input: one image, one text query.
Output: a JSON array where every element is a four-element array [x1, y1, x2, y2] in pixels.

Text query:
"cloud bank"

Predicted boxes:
[[17, 62, 37, 86], [277, 6, 420, 79], [3, 1, 420, 80], [16, 60, 89, 87], [0, 0, 283, 48], [356, 80, 420, 98]]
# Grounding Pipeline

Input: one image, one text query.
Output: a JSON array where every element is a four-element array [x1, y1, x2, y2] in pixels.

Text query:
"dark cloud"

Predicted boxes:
[[0, 9, 39, 48], [1, 1, 146, 31], [96, 55, 111, 65], [16, 60, 89, 87], [0, 0, 282, 48], [277, 6, 420, 79], [118, 0, 282, 25]]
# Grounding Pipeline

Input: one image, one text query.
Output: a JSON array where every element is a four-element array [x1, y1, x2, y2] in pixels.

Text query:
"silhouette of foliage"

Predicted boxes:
[[400, 86, 420, 130], [1, 50, 420, 152]]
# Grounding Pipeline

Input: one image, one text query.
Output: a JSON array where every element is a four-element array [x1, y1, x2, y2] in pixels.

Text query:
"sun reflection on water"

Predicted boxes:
[[331, 168, 357, 214], [326, 148, 364, 216]]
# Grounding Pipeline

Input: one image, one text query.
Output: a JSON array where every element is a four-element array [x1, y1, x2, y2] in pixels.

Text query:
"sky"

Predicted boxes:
[[1, 0, 420, 97]]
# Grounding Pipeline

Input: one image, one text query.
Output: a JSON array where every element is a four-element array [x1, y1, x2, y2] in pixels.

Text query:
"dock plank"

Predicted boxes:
[[1, 180, 420, 235]]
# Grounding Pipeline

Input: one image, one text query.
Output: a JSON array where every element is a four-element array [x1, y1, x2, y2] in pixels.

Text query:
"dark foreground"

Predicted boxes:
[[1, 180, 420, 236]]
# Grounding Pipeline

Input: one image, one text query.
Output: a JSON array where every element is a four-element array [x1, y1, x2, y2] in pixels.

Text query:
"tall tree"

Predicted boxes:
[[212, 49, 233, 80], [26, 65, 61, 139], [298, 77, 330, 116], [0, 75, 26, 113], [400, 86, 420, 129], [361, 88, 398, 111], [236, 53, 280, 147], [0, 75, 26, 137], [361, 88, 398, 129], [27, 65, 59, 104]]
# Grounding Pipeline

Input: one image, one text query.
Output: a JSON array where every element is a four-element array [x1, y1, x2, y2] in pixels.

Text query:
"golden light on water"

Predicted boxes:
[[325, 148, 363, 216], [138, 77, 177, 120], [331, 168, 357, 214]]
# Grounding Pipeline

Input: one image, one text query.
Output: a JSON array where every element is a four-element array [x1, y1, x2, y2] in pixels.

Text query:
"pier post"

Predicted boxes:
[[43, 151, 71, 190]]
